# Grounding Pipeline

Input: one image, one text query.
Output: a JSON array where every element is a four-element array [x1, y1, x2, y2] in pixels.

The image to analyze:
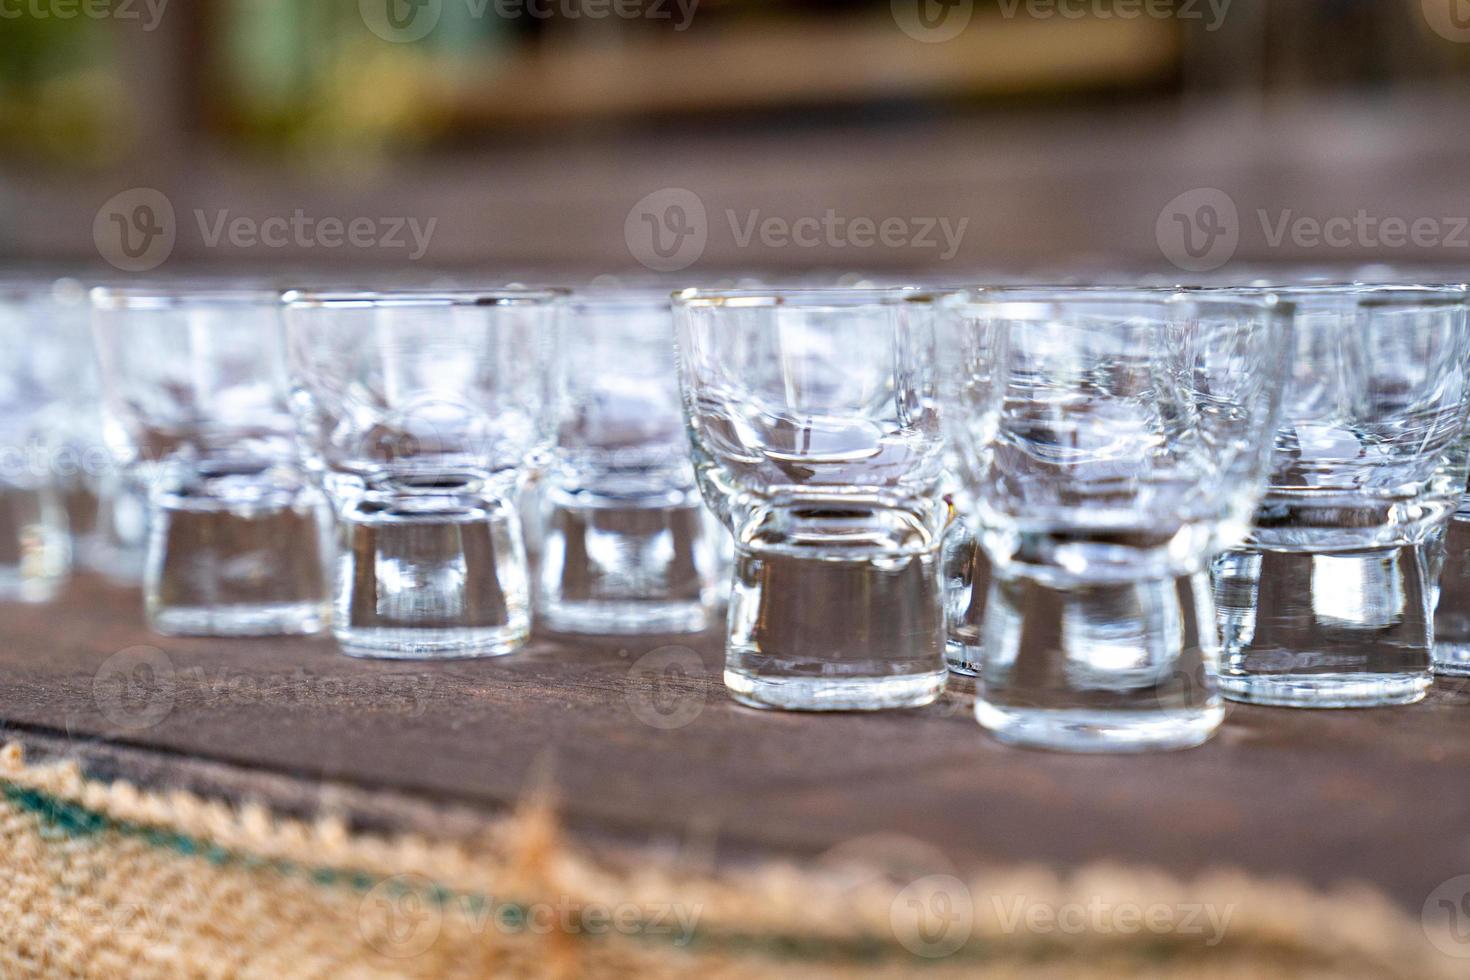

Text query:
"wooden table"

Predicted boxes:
[[3, 573, 1468, 911]]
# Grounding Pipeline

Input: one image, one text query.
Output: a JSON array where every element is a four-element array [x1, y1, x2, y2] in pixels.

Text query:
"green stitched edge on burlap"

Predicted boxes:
[[0, 782, 1296, 969]]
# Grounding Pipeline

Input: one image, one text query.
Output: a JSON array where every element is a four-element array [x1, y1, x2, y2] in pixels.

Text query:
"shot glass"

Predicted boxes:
[[1213, 285, 1470, 707], [539, 291, 724, 634], [942, 289, 1289, 751], [91, 287, 331, 636], [0, 283, 74, 601], [284, 290, 560, 659], [674, 288, 949, 711]]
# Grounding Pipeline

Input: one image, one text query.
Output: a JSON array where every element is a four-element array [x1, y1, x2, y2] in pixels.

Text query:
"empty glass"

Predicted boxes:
[[1213, 285, 1470, 707], [91, 287, 332, 636], [0, 283, 73, 601], [284, 290, 560, 659], [539, 291, 724, 634], [942, 289, 1289, 751], [674, 288, 949, 711]]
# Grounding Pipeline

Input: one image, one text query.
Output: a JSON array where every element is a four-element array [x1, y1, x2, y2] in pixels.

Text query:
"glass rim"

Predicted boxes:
[[282, 288, 567, 309], [91, 286, 285, 310], [946, 285, 1285, 306], [563, 287, 676, 312], [672, 286, 947, 309], [1187, 282, 1468, 306]]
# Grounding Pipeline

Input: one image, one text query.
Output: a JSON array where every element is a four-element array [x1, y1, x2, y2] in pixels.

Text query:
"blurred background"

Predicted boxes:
[[2, 0, 1469, 277]]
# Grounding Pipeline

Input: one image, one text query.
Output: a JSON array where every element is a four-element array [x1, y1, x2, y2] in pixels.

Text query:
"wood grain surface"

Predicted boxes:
[[2, 572, 1468, 911]]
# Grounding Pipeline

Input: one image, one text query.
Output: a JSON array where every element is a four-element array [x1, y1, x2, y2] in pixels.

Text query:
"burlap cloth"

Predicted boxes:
[[0, 742, 1455, 979]]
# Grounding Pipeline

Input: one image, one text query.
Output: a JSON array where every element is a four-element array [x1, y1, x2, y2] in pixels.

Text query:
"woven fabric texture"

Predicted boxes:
[[0, 742, 1455, 979]]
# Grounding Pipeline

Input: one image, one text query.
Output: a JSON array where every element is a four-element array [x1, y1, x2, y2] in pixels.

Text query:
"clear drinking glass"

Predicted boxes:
[[942, 289, 1289, 751], [539, 291, 724, 634], [91, 287, 332, 636], [674, 288, 949, 711], [284, 290, 561, 659], [1213, 285, 1470, 707], [0, 283, 73, 601]]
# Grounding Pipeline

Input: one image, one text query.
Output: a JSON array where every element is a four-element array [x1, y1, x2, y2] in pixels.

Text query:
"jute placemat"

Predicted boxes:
[[0, 742, 1454, 978]]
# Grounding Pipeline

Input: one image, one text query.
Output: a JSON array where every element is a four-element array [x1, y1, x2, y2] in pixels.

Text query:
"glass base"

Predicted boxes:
[[151, 602, 327, 638], [975, 702, 1225, 753], [540, 598, 712, 636], [724, 506, 947, 713], [337, 624, 527, 660], [1433, 515, 1470, 676], [724, 666, 946, 712], [335, 493, 530, 660], [975, 573, 1222, 753], [0, 484, 70, 603], [1217, 671, 1430, 707], [1215, 545, 1435, 709], [945, 640, 980, 677], [536, 486, 721, 637], [1434, 643, 1470, 677]]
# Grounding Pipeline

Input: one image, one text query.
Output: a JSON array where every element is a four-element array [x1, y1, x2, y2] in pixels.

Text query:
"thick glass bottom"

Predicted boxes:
[[540, 598, 712, 636], [536, 486, 722, 637], [723, 508, 947, 712], [151, 601, 326, 638], [724, 666, 947, 712], [335, 494, 530, 660], [336, 624, 528, 660], [1215, 545, 1436, 709], [1434, 642, 1470, 677], [975, 573, 1222, 752], [1217, 670, 1430, 707], [148, 482, 330, 637], [975, 702, 1225, 753]]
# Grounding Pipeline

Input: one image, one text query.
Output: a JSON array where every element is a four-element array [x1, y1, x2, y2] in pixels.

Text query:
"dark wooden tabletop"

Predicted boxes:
[[3, 572, 1468, 911]]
